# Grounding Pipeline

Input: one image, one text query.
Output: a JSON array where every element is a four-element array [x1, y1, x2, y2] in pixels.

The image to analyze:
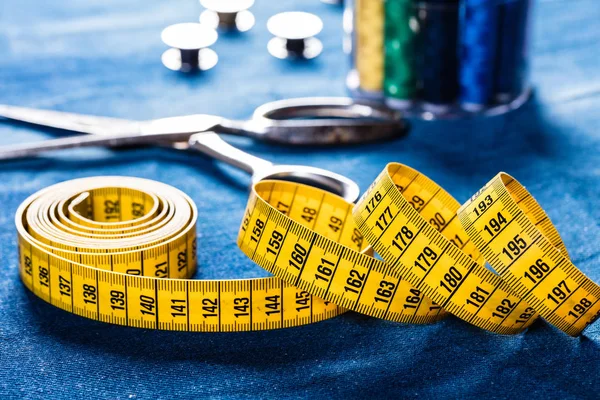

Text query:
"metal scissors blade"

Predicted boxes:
[[0, 114, 226, 160], [0, 104, 139, 136], [0, 104, 229, 138]]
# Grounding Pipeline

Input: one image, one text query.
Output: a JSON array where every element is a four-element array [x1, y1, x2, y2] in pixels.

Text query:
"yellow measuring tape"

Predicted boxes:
[[17, 165, 600, 335], [239, 180, 446, 325], [16, 177, 343, 332], [458, 171, 600, 336], [239, 163, 600, 336]]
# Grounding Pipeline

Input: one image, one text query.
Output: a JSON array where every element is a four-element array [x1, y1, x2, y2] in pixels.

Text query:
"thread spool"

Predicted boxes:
[[494, 0, 532, 103], [383, 0, 418, 107], [353, 0, 385, 94], [346, 0, 532, 118], [459, 0, 500, 111], [416, 0, 460, 111]]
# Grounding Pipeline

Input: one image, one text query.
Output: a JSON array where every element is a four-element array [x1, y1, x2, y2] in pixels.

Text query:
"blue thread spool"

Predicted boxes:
[[494, 0, 532, 103], [415, 0, 460, 111], [459, 0, 499, 111]]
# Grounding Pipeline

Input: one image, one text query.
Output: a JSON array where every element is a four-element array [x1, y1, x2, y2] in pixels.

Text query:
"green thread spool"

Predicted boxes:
[[384, 0, 418, 102]]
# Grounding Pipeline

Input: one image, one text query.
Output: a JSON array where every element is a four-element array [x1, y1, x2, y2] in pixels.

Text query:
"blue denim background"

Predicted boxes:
[[1, 0, 600, 398]]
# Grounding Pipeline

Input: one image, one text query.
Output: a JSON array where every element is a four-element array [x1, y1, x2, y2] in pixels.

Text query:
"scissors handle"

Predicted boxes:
[[254, 97, 401, 120], [240, 97, 409, 145]]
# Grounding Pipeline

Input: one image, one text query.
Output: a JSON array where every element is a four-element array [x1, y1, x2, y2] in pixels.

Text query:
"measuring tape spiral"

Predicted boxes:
[[17, 167, 600, 336], [16, 177, 344, 332], [239, 163, 600, 336]]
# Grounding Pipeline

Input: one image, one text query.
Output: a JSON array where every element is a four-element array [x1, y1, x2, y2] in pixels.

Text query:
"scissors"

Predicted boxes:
[[0, 97, 407, 202]]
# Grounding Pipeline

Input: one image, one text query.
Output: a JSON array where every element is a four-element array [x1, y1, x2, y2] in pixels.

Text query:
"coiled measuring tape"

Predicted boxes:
[[18, 167, 600, 336], [239, 163, 600, 336], [16, 177, 343, 332]]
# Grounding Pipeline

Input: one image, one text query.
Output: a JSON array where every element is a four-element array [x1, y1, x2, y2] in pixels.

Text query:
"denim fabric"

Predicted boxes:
[[1, 0, 599, 398]]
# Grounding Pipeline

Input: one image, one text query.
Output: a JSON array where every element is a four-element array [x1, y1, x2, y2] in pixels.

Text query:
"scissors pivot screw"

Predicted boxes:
[[161, 23, 219, 72], [199, 0, 255, 32], [267, 12, 324, 60]]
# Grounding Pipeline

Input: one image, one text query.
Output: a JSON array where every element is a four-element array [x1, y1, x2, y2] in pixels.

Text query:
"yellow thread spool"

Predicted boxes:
[[355, 0, 384, 92]]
